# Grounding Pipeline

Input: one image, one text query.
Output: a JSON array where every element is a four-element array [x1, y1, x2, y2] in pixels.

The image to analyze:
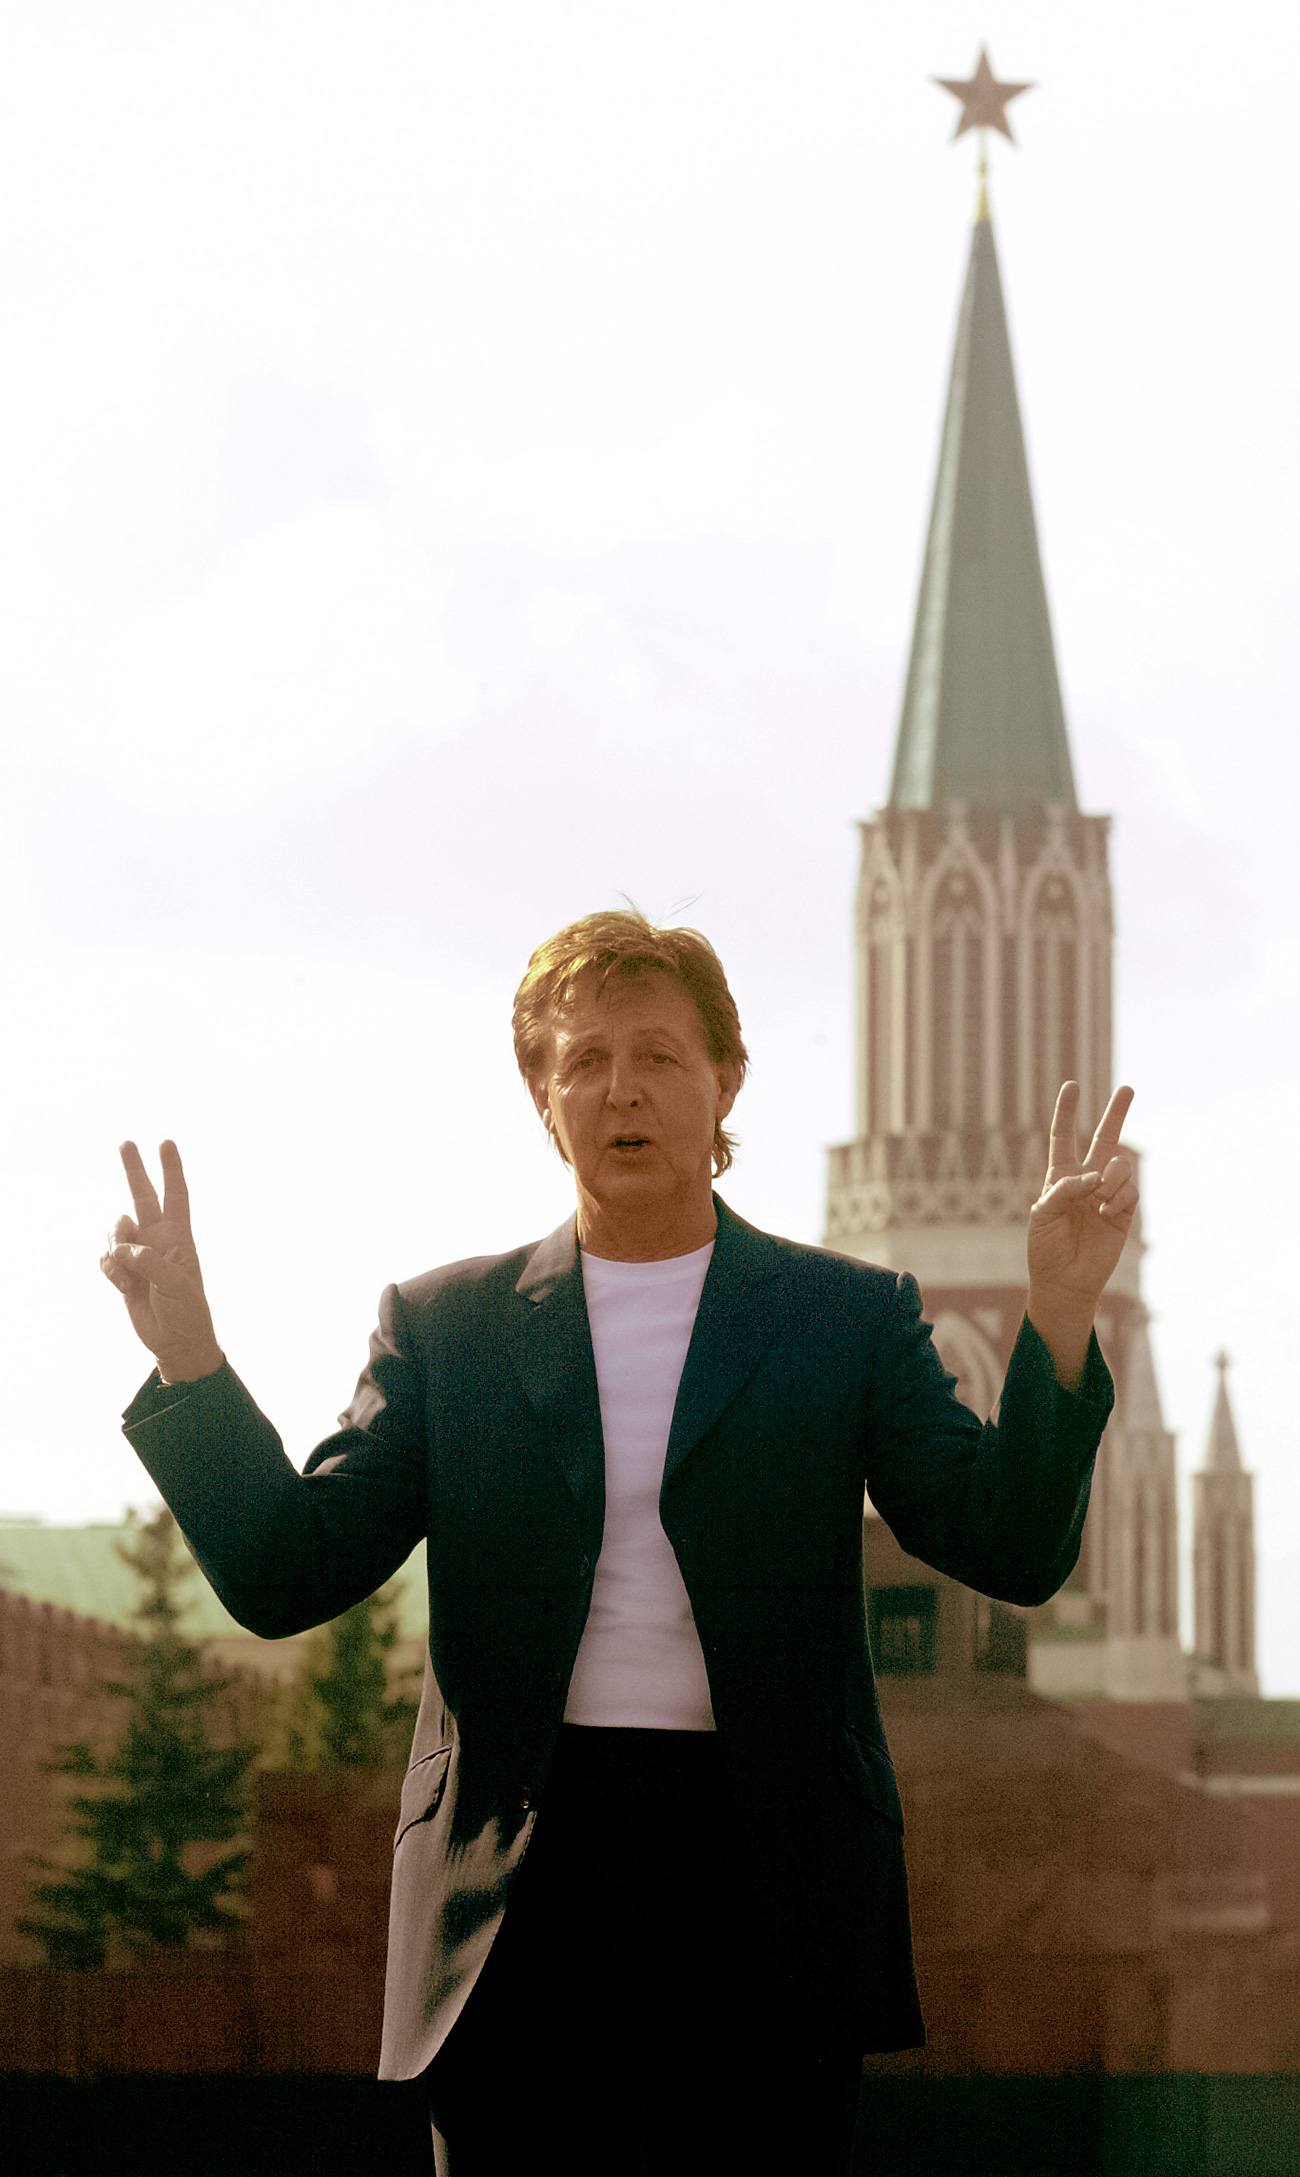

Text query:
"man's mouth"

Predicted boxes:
[[610, 1135, 650, 1149]]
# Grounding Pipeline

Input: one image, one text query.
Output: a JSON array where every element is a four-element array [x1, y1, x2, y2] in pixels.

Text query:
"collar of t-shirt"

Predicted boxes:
[[579, 1241, 715, 1451]]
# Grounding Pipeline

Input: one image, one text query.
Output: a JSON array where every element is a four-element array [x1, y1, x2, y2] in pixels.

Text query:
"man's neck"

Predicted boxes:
[[575, 1189, 718, 1262]]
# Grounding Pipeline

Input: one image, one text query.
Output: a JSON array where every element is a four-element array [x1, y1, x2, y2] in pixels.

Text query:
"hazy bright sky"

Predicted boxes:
[[3, 4, 1298, 1687]]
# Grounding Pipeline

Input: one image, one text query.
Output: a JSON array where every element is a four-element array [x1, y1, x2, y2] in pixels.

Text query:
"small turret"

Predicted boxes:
[[1192, 1353, 1258, 1696], [1205, 1348, 1243, 1471]]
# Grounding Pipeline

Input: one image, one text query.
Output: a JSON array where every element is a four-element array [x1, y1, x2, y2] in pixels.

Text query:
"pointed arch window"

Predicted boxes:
[[929, 1312, 1001, 1423], [1132, 1490, 1147, 1637], [866, 876, 897, 1135], [1030, 873, 1080, 1118], [1237, 1524, 1253, 1672], [1159, 1488, 1175, 1638], [1209, 1525, 1226, 1667], [931, 869, 984, 1130]]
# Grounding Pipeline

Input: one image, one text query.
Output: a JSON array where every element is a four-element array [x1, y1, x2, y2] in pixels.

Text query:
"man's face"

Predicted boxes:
[[530, 971, 738, 1233]]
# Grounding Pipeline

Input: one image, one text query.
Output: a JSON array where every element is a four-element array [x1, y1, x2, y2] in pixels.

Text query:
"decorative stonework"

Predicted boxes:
[[828, 729, 1178, 1703], [826, 1125, 1044, 1241], [851, 803, 1114, 1153]]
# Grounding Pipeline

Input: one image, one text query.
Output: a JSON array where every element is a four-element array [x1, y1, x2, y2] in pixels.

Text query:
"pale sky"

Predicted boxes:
[[3, 4, 1299, 1687]]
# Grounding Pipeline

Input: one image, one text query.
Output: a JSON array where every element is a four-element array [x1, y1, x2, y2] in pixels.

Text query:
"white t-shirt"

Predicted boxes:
[[563, 1242, 715, 1730]]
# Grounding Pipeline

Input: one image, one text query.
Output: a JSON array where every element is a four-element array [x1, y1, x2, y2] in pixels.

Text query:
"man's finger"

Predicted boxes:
[[1097, 1154, 1134, 1198], [100, 1248, 137, 1292], [1047, 1083, 1082, 1176], [158, 1140, 192, 1229], [119, 1141, 163, 1229], [1033, 1170, 1102, 1216], [1084, 1086, 1135, 1172], [112, 1214, 140, 1245], [1097, 1158, 1139, 1215], [109, 1242, 188, 1292]]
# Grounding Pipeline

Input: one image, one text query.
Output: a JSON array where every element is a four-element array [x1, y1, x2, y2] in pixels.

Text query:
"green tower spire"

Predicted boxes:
[[889, 201, 1075, 813]]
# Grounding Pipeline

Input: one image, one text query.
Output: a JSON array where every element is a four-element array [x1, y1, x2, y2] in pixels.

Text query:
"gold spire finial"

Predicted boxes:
[[975, 138, 991, 223]]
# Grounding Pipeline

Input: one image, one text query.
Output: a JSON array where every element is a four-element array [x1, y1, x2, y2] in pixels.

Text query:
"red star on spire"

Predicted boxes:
[[933, 47, 1035, 144]]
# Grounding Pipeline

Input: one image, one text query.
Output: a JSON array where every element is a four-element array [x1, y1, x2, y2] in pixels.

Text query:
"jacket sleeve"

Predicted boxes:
[[120, 1282, 429, 1639], [861, 1273, 1113, 1606]]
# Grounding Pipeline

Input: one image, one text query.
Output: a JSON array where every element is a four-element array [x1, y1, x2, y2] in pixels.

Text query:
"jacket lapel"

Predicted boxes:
[[501, 1198, 792, 1519], [663, 1196, 791, 1488], [501, 1216, 606, 1538]]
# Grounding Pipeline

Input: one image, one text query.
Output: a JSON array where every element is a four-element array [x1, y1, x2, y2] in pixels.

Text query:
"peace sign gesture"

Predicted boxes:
[[100, 1141, 224, 1385], [1026, 1082, 1138, 1388]]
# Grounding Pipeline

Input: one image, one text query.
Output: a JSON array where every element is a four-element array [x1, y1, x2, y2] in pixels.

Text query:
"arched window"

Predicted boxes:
[[1236, 1519, 1252, 1672], [1132, 1490, 1147, 1637], [1209, 1526, 1225, 1666], [866, 876, 895, 1135], [930, 869, 984, 1130], [1029, 873, 1080, 1118], [929, 1312, 1002, 1422]]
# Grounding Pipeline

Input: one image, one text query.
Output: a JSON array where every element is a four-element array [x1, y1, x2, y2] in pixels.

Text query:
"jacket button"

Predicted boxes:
[[519, 1791, 534, 1813]]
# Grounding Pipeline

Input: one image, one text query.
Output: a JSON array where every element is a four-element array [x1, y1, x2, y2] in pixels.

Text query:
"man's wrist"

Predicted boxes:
[[1025, 1302, 1094, 1392], [157, 1347, 225, 1387]]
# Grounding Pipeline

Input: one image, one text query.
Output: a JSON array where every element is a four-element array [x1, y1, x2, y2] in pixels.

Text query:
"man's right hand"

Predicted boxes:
[[101, 1140, 224, 1385]]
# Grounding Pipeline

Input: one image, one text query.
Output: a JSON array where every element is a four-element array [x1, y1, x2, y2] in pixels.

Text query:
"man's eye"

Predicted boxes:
[[650, 1052, 676, 1065]]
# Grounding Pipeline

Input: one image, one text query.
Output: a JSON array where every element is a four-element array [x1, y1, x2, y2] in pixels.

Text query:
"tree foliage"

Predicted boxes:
[[19, 1506, 258, 1969], [289, 1585, 419, 1774]]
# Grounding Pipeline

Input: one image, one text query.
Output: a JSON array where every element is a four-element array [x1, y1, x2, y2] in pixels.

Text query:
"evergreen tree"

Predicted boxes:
[[291, 1585, 420, 1774], [20, 1506, 258, 1969]]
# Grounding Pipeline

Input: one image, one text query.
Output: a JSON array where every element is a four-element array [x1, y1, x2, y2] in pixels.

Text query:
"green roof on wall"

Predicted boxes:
[[0, 1519, 429, 1646]]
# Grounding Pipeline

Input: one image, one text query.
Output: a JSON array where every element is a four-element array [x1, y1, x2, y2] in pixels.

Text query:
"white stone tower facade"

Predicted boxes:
[[827, 192, 1186, 1699]]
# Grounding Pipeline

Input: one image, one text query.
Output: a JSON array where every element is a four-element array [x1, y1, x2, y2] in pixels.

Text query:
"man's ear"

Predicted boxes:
[[714, 1065, 740, 1123], [529, 1078, 570, 1162]]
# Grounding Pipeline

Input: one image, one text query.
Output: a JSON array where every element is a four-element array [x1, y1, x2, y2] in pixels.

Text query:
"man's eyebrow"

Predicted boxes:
[[555, 1033, 609, 1066]]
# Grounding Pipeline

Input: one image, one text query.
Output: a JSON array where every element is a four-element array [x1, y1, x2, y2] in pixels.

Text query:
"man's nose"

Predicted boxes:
[[605, 1056, 641, 1106]]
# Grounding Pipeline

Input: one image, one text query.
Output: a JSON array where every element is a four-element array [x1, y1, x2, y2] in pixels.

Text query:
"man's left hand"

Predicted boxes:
[[1027, 1082, 1138, 1388]]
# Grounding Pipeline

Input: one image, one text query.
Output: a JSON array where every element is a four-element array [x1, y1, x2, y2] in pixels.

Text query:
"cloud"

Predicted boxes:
[[20, 505, 476, 813]]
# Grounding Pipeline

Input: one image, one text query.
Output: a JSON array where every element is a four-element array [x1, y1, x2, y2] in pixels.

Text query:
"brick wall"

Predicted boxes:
[[0, 1592, 125, 1966]]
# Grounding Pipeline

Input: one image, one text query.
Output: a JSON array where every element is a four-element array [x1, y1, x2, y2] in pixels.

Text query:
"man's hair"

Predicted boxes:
[[512, 908, 750, 1175]]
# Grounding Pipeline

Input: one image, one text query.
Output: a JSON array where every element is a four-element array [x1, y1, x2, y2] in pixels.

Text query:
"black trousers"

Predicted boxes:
[[425, 1725, 864, 2175]]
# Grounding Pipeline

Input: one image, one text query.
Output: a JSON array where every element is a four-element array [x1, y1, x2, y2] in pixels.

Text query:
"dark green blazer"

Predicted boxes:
[[123, 1195, 1112, 2079]]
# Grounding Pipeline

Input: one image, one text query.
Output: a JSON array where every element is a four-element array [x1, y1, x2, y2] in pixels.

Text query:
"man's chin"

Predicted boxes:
[[583, 1156, 680, 1207], [593, 1161, 666, 1195]]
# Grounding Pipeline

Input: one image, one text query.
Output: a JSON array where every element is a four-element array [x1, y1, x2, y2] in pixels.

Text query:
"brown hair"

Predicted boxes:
[[512, 908, 749, 1175]]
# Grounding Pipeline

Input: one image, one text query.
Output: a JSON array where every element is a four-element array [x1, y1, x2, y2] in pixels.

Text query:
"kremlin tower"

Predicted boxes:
[[824, 60, 1246, 1700]]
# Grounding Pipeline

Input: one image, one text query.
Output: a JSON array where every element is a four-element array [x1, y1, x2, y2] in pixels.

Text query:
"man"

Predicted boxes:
[[103, 910, 1134, 2175]]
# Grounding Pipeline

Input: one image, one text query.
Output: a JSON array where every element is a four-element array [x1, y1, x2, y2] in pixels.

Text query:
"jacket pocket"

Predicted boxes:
[[394, 1745, 452, 1849], [835, 1724, 905, 1829]]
